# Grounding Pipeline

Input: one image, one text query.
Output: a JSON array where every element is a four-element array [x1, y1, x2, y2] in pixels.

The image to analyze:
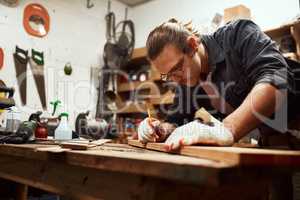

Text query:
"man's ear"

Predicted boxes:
[[186, 36, 199, 55]]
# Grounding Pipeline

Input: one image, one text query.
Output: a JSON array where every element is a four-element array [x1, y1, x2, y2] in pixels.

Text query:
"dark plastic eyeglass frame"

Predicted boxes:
[[160, 56, 185, 81]]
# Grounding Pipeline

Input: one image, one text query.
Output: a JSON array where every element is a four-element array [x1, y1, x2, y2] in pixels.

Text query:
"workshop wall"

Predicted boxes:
[[130, 0, 299, 47], [0, 0, 128, 127]]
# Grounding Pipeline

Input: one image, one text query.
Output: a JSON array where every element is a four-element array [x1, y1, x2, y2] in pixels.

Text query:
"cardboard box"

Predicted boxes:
[[224, 4, 251, 23]]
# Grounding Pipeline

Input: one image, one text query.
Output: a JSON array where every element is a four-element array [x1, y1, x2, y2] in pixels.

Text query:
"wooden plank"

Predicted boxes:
[[0, 144, 292, 200], [128, 139, 146, 148], [59, 139, 111, 150], [0, 154, 159, 200], [0, 144, 53, 160], [64, 144, 231, 185], [36, 146, 69, 153], [0, 143, 231, 185], [128, 140, 300, 166], [0, 154, 270, 200]]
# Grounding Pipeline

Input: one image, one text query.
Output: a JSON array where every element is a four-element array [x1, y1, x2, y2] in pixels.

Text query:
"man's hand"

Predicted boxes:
[[138, 118, 176, 143], [138, 117, 160, 143], [164, 119, 234, 151]]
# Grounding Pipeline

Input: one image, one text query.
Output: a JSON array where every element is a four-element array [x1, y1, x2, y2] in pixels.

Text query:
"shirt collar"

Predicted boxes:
[[201, 34, 225, 66]]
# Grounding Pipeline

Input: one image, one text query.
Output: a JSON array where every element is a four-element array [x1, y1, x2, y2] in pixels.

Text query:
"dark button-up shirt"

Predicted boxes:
[[166, 19, 300, 126]]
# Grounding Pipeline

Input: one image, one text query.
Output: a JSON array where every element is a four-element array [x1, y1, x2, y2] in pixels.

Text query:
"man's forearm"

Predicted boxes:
[[223, 83, 284, 141]]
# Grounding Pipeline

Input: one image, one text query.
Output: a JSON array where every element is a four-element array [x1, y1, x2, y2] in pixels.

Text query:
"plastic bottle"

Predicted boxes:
[[54, 112, 72, 140], [5, 107, 21, 133]]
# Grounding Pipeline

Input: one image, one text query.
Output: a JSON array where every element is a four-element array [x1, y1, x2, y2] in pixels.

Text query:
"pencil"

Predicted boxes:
[[147, 107, 152, 119], [147, 107, 157, 141]]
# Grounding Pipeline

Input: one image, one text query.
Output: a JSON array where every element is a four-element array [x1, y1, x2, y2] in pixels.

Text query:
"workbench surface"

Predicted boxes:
[[0, 143, 298, 200]]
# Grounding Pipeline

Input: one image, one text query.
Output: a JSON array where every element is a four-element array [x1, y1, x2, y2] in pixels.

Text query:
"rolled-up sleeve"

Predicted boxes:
[[233, 20, 295, 92]]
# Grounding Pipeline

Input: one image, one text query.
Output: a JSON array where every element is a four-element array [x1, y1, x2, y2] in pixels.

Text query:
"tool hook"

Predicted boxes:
[[87, 0, 94, 9]]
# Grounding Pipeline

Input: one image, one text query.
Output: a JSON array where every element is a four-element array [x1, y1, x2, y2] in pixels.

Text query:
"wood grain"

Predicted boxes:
[[0, 143, 230, 185], [0, 154, 270, 200], [0, 143, 293, 200], [128, 140, 300, 166], [264, 20, 300, 38], [59, 139, 111, 150]]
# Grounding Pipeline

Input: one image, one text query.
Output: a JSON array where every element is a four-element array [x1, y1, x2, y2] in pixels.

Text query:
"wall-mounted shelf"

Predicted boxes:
[[264, 20, 300, 39], [150, 91, 175, 105], [264, 20, 300, 61], [131, 47, 147, 60], [117, 47, 173, 136], [118, 81, 157, 92], [117, 102, 158, 116], [117, 102, 147, 114]]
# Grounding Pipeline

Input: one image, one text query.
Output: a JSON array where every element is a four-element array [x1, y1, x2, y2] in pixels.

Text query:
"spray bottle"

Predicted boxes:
[[54, 112, 72, 140]]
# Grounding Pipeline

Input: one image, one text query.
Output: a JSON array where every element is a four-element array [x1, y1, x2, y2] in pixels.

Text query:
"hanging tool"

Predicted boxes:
[[103, 3, 135, 68], [29, 49, 47, 109], [13, 46, 29, 106], [96, 1, 135, 119]]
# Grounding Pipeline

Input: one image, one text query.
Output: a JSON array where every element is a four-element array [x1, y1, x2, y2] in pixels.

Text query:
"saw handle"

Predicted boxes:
[[0, 86, 14, 98], [14, 46, 29, 64], [31, 49, 44, 65]]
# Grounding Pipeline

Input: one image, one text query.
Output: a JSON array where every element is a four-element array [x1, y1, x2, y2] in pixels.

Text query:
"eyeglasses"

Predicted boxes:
[[160, 56, 185, 81]]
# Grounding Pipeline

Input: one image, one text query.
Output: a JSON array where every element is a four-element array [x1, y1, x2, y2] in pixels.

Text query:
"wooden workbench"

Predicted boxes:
[[0, 142, 298, 200]]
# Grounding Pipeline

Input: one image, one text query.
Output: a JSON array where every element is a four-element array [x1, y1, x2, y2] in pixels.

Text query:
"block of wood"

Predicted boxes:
[[128, 139, 300, 167], [60, 139, 111, 150]]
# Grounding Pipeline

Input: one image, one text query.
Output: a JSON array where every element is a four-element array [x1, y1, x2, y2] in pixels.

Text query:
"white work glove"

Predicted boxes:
[[164, 118, 234, 151], [138, 117, 161, 143], [138, 118, 175, 143]]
